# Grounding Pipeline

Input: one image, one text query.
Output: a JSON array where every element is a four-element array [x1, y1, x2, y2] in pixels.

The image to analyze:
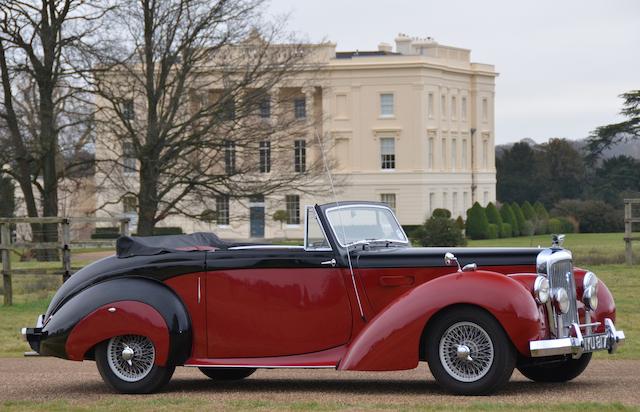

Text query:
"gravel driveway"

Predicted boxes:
[[1, 358, 638, 407]]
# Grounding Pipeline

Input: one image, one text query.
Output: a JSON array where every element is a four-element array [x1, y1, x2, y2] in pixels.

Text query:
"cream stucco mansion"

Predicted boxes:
[[95, 34, 497, 239]]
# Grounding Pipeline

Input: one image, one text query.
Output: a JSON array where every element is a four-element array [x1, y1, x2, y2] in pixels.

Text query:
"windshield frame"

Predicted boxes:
[[324, 204, 409, 248]]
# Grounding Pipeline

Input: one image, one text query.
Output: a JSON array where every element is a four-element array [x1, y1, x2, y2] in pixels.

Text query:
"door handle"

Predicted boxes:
[[321, 259, 336, 267]]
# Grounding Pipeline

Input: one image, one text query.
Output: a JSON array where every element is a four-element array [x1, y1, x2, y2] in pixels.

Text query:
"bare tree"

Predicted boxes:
[[0, 1, 103, 258], [91, 0, 332, 235]]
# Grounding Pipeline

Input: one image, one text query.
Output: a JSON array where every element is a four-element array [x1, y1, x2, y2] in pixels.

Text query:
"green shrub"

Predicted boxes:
[[548, 218, 563, 234], [522, 201, 536, 220], [455, 216, 465, 231], [500, 204, 519, 236], [500, 222, 512, 238], [485, 202, 503, 230], [521, 220, 535, 236], [535, 219, 548, 235], [487, 223, 498, 239], [402, 225, 421, 240], [511, 203, 527, 237], [558, 217, 576, 233], [551, 199, 623, 233], [413, 216, 466, 247], [432, 208, 452, 219], [533, 201, 549, 220], [465, 202, 489, 240], [91, 227, 120, 240]]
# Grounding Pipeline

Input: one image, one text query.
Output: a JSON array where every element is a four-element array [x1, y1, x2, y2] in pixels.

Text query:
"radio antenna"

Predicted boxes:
[[314, 130, 366, 321]]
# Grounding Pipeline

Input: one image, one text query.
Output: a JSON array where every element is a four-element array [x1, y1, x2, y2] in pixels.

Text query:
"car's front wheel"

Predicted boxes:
[[96, 334, 174, 394], [199, 367, 256, 380], [518, 352, 592, 382], [426, 307, 516, 395]]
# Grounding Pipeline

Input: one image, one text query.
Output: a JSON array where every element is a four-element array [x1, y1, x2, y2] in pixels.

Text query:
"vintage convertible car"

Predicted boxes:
[[22, 201, 625, 395]]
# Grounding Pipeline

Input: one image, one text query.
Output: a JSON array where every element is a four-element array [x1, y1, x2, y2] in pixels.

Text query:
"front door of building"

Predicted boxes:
[[249, 195, 265, 238]]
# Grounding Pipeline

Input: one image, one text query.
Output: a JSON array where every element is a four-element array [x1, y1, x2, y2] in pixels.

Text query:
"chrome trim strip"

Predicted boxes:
[[197, 276, 201, 304], [184, 364, 336, 369], [228, 245, 305, 250]]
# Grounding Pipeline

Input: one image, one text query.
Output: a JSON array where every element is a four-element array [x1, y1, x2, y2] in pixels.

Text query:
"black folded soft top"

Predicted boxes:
[[116, 232, 232, 258]]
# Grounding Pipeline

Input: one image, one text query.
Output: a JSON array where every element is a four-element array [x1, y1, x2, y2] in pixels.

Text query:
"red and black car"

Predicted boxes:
[[22, 201, 625, 395]]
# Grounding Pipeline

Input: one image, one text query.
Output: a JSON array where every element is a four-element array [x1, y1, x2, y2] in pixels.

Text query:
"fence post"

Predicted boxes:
[[625, 200, 633, 265], [119, 218, 130, 237], [1, 224, 12, 306], [61, 219, 71, 282]]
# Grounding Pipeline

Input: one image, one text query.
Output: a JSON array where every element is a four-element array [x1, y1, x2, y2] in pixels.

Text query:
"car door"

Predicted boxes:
[[205, 249, 353, 358]]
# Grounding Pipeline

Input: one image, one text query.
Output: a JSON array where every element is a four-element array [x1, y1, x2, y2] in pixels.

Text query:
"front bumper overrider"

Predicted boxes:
[[529, 318, 625, 358], [21, 314, 47, 355]]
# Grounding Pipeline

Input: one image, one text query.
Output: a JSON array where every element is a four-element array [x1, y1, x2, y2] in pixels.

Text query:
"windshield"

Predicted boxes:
[[326, 205, 408, 247]]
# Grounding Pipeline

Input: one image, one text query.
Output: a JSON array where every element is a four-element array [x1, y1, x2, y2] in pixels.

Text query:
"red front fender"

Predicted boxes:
[[65, 300, 170, 365], [339, 270, 544, 371]]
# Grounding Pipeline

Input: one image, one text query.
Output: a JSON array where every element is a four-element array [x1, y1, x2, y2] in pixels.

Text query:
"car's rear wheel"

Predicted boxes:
[[426, 307, 516, 395], [518, 352, 592, 382], [199, 367, 256, 380], [96, 334, 174, 394]]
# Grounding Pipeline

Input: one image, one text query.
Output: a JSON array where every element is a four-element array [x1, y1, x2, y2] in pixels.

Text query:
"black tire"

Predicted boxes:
[[95, 335, 175, 394], [199, 367, 256, 380], [518, 353, 592, 382], [426, 306, 516, 395]]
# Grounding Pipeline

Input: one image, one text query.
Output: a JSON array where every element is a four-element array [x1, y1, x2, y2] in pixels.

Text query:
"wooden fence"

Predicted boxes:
[[0, 216, 130, 305], [624, 199, 640, 265]]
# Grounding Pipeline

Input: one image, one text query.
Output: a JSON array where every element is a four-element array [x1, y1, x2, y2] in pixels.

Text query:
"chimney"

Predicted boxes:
[[378, 42, 392, 53]]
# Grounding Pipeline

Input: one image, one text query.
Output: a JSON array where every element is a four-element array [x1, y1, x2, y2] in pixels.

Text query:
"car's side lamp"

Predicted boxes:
[[444, 252, 477, 272]]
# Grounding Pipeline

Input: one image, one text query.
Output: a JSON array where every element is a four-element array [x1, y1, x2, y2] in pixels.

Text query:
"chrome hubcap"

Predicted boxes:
[[107, 335, 155, 382], [439, 321, 494, 382]]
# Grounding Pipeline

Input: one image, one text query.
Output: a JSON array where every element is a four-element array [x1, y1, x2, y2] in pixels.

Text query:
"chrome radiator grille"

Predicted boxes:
[[548, 258, 579, 337]]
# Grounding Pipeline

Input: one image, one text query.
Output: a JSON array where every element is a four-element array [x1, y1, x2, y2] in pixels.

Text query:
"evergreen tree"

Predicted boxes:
[[485, 202, 503, 226], [465, 202, 489, 240], [521, 201, 536, 221], [500, 203, 519, 236], [533, 201, 549, 220], [511, 202, 527, 237]]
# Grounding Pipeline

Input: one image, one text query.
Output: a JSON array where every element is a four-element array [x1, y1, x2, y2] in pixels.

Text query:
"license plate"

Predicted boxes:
[[583, 334, 609, 352]]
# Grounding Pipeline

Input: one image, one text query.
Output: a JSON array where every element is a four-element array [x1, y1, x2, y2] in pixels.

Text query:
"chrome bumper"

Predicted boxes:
[[530, 318, 625, 358], [21, 314, 46, 356]]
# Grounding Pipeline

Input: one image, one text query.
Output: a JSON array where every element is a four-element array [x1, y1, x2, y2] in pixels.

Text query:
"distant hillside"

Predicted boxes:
[[496, 137, 640, 160]]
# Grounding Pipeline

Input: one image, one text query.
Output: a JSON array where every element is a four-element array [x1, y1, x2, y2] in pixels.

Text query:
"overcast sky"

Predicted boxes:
[[268, 0, 640, 144]]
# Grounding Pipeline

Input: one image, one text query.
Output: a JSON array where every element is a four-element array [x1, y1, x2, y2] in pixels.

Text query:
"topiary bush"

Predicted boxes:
[[521, 201, 536, 221], [558, 217, 576, 233], [455, 216, 465, 231], [432, 208, 452, 219], [413, 215, 466, 247], [465, 202, 489, 240], [485, 202, 503, 234], [511, 202, 527, 237], [500, 203, 519, 236], [533, 201, 549, 220], [500, 222, 512, 238], [521, 220, 535, 236], [487, 223, 498, 239]]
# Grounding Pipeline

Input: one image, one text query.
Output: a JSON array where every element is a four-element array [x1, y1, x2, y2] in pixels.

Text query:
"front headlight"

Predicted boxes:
[[533, 276, 550, 304], [553, 287, 570, 314], [583, 272, 599, 311]]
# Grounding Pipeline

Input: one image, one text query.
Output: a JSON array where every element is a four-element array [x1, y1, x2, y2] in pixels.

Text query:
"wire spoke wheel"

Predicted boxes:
[[438, 321, 494, 383], [106, 335, 155, 383]]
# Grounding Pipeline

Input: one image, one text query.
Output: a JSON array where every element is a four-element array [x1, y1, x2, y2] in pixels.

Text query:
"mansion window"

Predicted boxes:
[[294, 140, 306, 172], [451, 139, 457, 170], [482, 98, 488, 122], [462, 139, 468, 169], [123, 195, 137, 213], [294, 97, 306, 119], [259, 97, 271, 118], [122, 141, 136, 174], [427, 93, 434, 119], [286, 194, 300, 225], [122, 99, 134, 120], [441, 94, 447, 118], [428, 137, 434, 169], [380, 193, 396, 212], [259, 140, 271, 173], [380, 137, 395, 169], [461, 96, 468, 120], [224, 140, 236, 175], [216, 195, 230, 225], [451, 95, 457, 119], [380, 93, 394, 117]]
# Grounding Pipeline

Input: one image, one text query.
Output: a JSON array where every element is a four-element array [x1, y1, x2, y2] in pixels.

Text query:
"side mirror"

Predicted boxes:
[[444, 252, 461, 271]]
